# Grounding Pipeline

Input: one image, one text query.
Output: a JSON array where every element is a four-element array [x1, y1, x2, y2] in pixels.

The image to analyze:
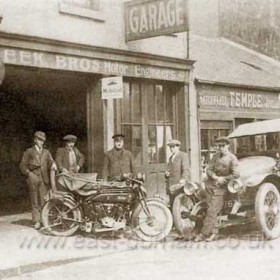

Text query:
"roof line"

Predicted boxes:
[[220, 37, 280, 68], [195, 78, 280, 92]]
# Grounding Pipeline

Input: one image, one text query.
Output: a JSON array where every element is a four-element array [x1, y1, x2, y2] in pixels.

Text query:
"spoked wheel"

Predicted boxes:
[[132, 200, 173, 242], [255, 183, 280, 240], [41, 199, 82, 237], [172, 193, 206, 237]]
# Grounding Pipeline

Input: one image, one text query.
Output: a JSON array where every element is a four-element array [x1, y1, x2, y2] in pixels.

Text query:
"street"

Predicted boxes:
[[0, 212, 279, 280]]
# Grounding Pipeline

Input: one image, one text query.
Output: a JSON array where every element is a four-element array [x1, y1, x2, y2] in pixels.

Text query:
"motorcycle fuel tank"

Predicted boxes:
[[92, 192, 135, 203]]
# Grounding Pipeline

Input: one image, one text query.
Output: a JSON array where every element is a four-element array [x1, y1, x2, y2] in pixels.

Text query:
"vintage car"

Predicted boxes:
[[172, 118, 280, 240]]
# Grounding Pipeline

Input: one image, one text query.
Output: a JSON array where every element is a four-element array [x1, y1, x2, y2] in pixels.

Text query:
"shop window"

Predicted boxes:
[[59, 0, 104, 21], [201, 128, 230, 166], [235, 118, 255, 154], [267, 133, 280, 150], [200, 120, 232, 166]]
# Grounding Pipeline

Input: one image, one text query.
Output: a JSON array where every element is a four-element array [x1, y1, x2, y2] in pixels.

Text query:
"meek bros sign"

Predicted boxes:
[[125, 0, 189, 41]]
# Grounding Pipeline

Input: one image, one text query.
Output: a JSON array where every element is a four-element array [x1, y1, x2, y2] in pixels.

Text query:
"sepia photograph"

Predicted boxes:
[[1, 0, 280, 279]]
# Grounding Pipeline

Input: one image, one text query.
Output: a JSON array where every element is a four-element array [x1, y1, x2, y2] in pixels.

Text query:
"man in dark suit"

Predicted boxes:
[[20, 131, 56, 229], [102, 134, 135, 180], [55, 135, 85, 173], [165, 139, 190, 206]]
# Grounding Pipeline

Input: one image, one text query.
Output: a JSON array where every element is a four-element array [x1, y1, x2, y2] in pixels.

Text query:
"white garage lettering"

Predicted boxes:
[[125, 0, 188, 40]]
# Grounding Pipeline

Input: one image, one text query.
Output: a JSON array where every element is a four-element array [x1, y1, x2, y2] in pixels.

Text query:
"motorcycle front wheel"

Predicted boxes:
[[132, 200, 173, 242], [41, 199, 82, 237]]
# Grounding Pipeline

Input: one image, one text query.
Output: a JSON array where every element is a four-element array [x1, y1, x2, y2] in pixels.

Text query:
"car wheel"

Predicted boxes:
[[255, 182, 280, 240], [172, 193, 206, 237]]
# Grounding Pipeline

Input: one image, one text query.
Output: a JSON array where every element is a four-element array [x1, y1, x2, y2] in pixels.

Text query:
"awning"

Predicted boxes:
[[228, 118, 280, 138]]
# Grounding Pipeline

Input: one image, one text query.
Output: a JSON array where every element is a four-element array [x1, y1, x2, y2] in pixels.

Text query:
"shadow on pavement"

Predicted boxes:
[[11, 219, 33, 229]]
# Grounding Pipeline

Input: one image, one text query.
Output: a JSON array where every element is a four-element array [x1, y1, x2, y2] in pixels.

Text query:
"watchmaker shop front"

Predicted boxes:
[[198, 82, 280, 165], [0, 35, 194, 211]]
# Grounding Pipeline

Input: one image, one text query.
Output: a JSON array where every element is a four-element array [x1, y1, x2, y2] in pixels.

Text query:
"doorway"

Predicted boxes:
[[0, 66, 89, 214], [114, 80, 181, 197]]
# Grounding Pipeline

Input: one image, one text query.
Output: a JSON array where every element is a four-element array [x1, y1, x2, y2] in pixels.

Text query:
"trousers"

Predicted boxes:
[[201, 189, 226, 236], [26, 172, 49, 223]]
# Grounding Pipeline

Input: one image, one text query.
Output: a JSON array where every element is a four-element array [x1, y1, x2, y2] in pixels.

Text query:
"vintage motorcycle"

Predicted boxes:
[[41, 171, 173, 242]]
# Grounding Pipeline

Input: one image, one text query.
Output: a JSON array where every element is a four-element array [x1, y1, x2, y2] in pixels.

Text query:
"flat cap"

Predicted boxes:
[[63, 134, 77, 142], [34, 131, 46, 141], [167, 139, 181, 146], [215, 136, 230, 145], [112, 134, 125, 141]]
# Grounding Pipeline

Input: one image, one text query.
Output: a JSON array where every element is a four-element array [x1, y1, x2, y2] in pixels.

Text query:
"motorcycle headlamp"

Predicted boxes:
[[183, 182, 199, 196], [228, 179, 244, 193]]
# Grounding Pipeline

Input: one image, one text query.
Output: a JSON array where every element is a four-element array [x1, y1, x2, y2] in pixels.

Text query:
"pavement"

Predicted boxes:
[[1, 212, 279, 280], [0, 212, 142, 279]]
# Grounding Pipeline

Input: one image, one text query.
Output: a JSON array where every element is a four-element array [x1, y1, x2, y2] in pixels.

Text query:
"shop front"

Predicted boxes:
[[198, 82, 280, 167], [0, 33, 194, 211]]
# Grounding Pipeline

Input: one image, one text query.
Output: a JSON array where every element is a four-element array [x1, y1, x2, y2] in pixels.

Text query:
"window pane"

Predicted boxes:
[[166, 91, 173, 123], [156, 85, 164, 122], [209, 130, 219, 152], [157, 126, 165, 163], [148, 126, 157, 164], [123, 125, 142, 165], [147, 85, 155, 123], [123, 125, 132, 151], [165, 126, 173, 163], [201, 129, 209, 150], [255, 135, 266, 152], [122, 82, 130, 123], [237, 136, 255, 153], [267, 133, 280, 150], [132, 126, 142, 165], [131, 83, 141, 123], [62, 0, 100, 10]]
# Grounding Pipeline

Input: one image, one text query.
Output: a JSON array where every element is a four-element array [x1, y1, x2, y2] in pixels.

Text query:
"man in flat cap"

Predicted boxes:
[[165, 139, 190, 207], [20, 131, 56, 229], [55, 135, 85, 173], [195, 136, 240, 242], [102, 134, 135, 180]]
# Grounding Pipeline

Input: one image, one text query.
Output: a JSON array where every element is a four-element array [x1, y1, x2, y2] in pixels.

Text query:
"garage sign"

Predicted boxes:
[[102, 76, 123, 99], [125, 0, 189, 41]]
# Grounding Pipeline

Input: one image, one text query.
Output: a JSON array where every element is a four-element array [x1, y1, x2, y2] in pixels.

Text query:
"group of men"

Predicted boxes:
[[19, 132, 85, 229], [20, 130, 239, 242], [19, 132, 134, 230]]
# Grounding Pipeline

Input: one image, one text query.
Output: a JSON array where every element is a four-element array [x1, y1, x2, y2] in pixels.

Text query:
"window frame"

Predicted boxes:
[[58, 0, 105, 21]]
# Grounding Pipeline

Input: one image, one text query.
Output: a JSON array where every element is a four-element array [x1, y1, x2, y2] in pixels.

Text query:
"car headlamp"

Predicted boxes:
[[183, 182, 199, 196], [136, 173, 145, 182], [228, 179, 244, 193]]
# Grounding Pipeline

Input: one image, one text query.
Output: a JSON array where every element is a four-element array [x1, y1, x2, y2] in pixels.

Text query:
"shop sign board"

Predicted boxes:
[[199, 89, 280, 111], [102, 76, 123, 99], [124, 0, 189, 41], [1, 49, 187, 82]]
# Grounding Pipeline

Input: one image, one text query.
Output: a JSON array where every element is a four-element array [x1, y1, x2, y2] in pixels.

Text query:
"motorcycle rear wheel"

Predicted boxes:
[[132, 200, 173, 242], [41, 199, 82, 237]]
